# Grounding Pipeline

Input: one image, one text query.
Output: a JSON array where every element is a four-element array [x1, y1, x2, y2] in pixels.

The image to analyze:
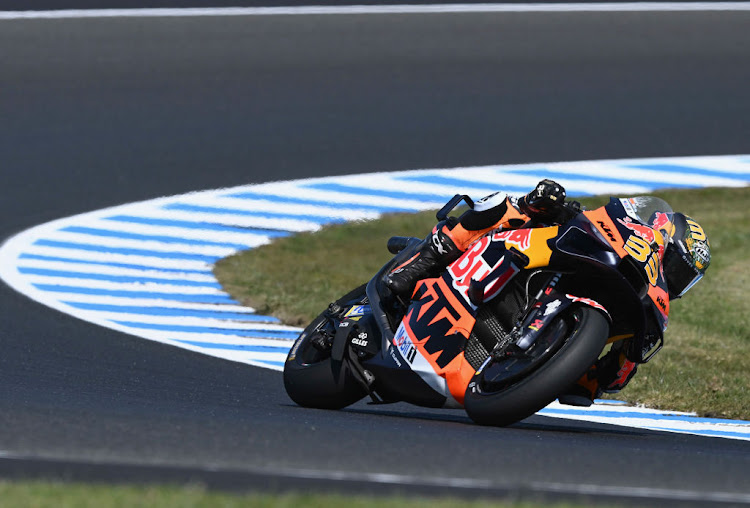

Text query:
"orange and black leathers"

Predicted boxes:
[[386, 180, 572, 297], [446, 178, 570, 253], [446, 197, 531, 251], [385, 195, 532, 297]]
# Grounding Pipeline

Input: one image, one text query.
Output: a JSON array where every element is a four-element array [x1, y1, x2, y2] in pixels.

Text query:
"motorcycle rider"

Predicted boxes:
[[385, 180, 711, 406]]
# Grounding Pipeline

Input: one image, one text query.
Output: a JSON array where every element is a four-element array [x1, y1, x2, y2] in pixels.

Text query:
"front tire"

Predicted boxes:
[[283, 285, 368, 409], [464, 306, 609, 426]]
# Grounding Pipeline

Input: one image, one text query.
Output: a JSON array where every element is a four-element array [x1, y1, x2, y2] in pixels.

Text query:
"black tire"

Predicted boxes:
[[464, 306, 609, 427], [283, 285, 368, 409]]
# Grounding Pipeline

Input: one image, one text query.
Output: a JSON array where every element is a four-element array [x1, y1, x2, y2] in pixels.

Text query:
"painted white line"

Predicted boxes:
[[0, 451, 745, 504], [3, 3, 750, 21], [193, 192, 373, 212], [37, 295, 259, 313], [80, 222, 279, 246], [17, 247, 214, 272], [540, 401, 750, 441], [22, 276, 227, 294], [15, 259, 217, 282], [167, 335, 296, 347], [40, 231, 250, 255], [216, 463, 750, 505], [128, 329, 297, 343], [70, 314, 281, 328], [133, 209, 324, 233]]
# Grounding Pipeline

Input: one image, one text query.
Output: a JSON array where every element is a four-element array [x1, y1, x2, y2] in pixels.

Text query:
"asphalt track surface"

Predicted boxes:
[[2, 7, 750, 505]]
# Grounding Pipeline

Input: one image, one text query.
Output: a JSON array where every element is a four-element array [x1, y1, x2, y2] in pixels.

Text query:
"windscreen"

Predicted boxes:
[[620, 196, 674, 243]]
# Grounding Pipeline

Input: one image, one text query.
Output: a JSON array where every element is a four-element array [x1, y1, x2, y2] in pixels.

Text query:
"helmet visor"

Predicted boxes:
[[663, 245, 703, 297]]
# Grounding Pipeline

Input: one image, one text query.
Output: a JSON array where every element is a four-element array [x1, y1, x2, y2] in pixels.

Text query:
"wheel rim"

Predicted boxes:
[[478, 311, 578, 393]]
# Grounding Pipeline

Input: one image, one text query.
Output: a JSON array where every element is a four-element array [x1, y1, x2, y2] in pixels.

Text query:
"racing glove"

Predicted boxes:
[[518, 179, 569, 223]]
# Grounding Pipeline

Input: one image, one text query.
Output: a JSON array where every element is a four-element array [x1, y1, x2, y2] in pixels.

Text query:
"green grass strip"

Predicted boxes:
[[0, 481, 611, 508], [215, 187, 750, 419]]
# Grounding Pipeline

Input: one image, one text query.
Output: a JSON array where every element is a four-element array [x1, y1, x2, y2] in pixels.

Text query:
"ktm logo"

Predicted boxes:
[[656, 295, 667, 313], [597, 221, 617, 242]]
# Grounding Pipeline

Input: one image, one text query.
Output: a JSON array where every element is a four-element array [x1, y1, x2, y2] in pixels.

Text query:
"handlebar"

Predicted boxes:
[[387, 236, 417, 254], [561, 200, 583, 221]]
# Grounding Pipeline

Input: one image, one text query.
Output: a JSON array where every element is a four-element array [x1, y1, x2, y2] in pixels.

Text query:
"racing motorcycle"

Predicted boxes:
[[283, 194, 673, 426]]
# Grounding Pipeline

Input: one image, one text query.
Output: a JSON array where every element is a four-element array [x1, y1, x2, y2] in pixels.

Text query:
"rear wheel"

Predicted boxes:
[[283, 285, 368, 409], [464, 306, 609, 426]]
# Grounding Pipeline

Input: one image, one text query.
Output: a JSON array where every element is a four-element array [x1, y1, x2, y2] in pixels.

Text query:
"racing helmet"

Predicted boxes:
[[663, 213, 711, 299]]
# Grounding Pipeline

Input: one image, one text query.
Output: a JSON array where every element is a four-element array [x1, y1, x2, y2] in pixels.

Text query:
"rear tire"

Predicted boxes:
[[283, 285, 368, 409], [464, 306, 609, 426]]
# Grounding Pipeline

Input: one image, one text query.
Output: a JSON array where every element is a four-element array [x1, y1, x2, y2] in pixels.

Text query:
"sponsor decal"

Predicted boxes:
[[352, 331, 368, 347], [685, 218, 710, 270], [617, 217, 667, 286], [566, 294, 609, 316], [393, 325, 418, 364], [492, 229, 533, 251], [543, 299, 562, 316], [481, 258, 519, 303], [651, 211, 672, 232], [656, 295, 668, 314], [448, 236, 492, 301], [528, 318, 545, 331], [288, 336, 303, 361], [597, 221, 617, 242], [620, 198, 637, 219], [621, 231, 662, 285], [543, 275, 560, 297], [344, 305, 370, 318], [448, 237, 517, 306], [692, 242, 710, 270], [432, 232, 449, 256], [618, 217, 658, 245], [389, 348, 402, 367], [405, 279, 475, 370]]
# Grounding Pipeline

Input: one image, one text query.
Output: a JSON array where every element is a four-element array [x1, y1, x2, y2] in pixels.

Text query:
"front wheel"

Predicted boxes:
[[283, 285, 368, 409], [464, 306, 609, 427]]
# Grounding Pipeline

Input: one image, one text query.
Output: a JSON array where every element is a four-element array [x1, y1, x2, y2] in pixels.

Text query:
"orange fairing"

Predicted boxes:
[[491, 227, 559, 269], [583, 208, 627, 257], [442, 352, 479, 405], [648, 284, 670, 323], [406, 276, 477, 405]]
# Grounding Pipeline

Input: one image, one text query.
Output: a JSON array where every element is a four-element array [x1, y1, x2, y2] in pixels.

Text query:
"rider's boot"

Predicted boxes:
[[559, 347, 638, 407], [385, 221, 463, 297], [558, 367, 602, 407]]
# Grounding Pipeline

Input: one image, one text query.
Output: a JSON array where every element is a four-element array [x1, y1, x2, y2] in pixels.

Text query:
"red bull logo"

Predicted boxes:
[[651, 211, 672, 232], [617, 217, 657, 245], [492, 229, 533, 251]]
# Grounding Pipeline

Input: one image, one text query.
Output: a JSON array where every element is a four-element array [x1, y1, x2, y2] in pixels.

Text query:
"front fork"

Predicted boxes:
[[508, 273, 611, 353]]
